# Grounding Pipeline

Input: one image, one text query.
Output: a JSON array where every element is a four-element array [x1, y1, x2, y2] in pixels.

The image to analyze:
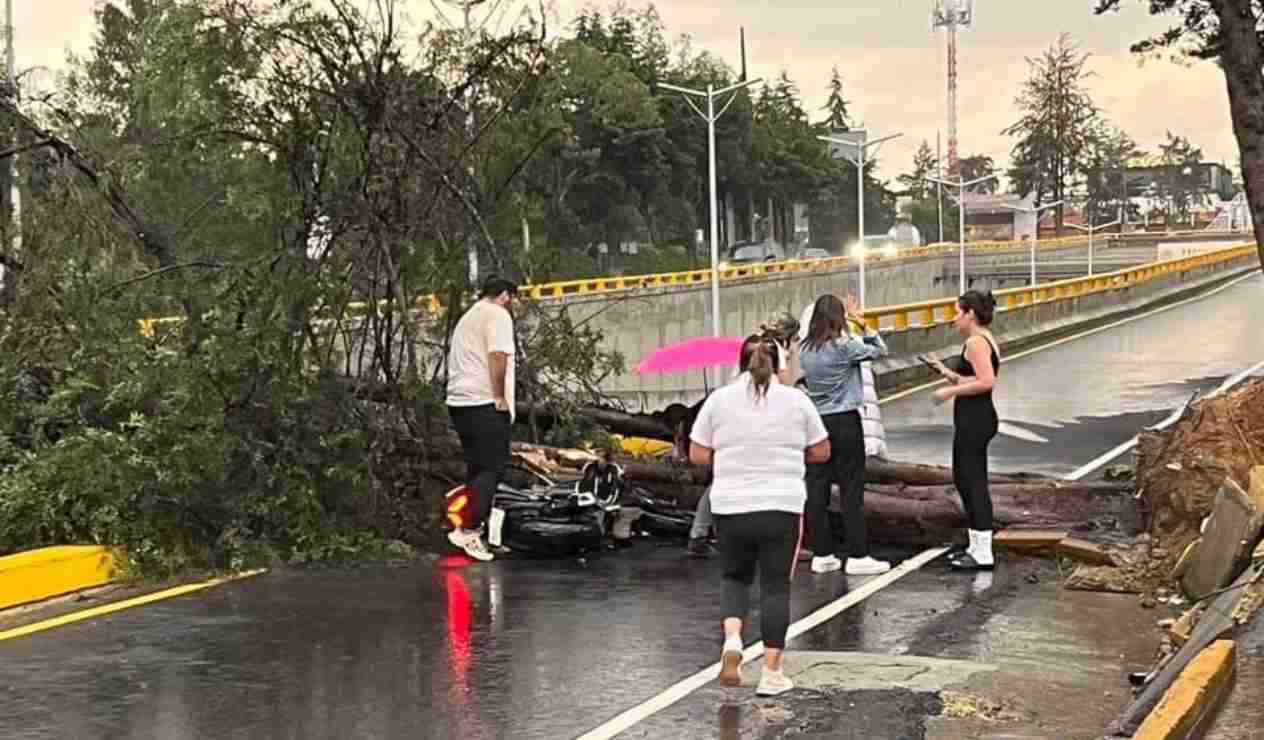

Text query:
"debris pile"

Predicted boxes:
[[1050, 378, 1264, 601]]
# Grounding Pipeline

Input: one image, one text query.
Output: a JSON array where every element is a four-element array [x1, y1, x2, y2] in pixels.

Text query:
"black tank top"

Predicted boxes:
[[953, 335, 1000, 425]]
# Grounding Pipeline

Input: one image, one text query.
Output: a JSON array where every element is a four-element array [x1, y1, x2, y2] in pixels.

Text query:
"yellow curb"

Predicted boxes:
[[0, 568, 267, 643], [0, 546, 121, 611], [1135, 640, 1237, 740]]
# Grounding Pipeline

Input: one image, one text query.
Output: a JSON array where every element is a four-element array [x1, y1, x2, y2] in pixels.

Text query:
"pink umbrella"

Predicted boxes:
[[635, 336, 746, 375]]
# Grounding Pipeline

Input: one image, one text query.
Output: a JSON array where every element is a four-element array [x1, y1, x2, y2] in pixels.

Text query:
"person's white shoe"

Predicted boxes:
[[797, 548, 815, 562], [447, 528, 494, 562], [719, 635, 744, 686], [810, 555, 842, 574], [845, 556, 891, 576], [755, 667, 795, 697]]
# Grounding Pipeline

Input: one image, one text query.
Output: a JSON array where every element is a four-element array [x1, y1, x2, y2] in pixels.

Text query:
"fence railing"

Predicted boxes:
[[860, 243, 1258, 331], [138, 232, 1255, 338]]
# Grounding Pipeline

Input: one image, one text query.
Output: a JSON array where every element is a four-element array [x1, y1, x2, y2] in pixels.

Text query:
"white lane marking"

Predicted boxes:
[[573, 547, 948, 740], [878, 269, 1262, 406], [1064, 356, 1264, 481]]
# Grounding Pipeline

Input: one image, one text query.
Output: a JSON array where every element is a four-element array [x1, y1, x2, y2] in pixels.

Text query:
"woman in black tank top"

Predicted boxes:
[[929, 290, 1001, 571]]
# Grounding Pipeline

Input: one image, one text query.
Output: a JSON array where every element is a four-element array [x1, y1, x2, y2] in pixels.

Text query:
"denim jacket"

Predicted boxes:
[[799, 331, 888, 416]]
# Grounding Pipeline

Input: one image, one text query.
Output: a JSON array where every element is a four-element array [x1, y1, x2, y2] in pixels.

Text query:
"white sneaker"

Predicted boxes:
[[755, 667, 795, 697], [447, 528, 494, 562], [810, 555, 842, 574], [845, 556, 891, 575], [719, 635, 743, 686]]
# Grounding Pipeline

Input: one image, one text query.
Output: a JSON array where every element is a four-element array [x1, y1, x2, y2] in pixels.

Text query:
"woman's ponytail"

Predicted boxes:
[[747, 341, 774, 401]]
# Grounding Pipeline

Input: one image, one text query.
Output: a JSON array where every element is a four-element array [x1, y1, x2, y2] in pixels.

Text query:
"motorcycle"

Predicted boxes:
[[442, 462, 696, 556], [443, 465, 618, 556]]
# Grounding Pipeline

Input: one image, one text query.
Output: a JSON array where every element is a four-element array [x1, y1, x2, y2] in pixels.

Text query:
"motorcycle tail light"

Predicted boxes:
[[445, 486, 471, 530]]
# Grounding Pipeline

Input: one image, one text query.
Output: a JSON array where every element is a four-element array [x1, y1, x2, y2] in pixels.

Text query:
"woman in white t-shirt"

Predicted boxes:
[[690, 339, 831, 697]]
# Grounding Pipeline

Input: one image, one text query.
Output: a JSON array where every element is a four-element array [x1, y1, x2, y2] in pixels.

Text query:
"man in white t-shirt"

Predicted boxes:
[[446, 276, 518, 561]]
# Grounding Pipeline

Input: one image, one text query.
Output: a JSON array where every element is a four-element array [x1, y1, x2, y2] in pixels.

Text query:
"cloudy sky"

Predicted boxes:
[[15, 1, 1237, 185]]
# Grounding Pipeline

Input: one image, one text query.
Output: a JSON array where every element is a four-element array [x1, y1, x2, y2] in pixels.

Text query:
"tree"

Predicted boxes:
[[821, 66, 852, 132], [1082, 123, 1140, 225], [1154, 131, 1207, 225], [1094, 0, 1264, 269], [958, 155, 998, 193], [898, 141, 938, 201], [1002, 34, 1103, 233]]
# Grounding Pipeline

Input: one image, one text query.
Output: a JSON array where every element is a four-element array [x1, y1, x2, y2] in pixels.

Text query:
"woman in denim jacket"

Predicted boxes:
[[798, 294, 891, 576]]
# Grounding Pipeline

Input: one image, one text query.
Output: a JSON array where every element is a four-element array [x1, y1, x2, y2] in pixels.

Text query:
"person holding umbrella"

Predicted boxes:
[[689, 338, 830, 696]]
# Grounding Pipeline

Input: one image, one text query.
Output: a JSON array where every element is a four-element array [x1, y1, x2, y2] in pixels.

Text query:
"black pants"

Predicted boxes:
[[715, 511, 799, 649], [952, 409, 998, 531], [448, 404, 512, 530], [805, 410, 867, 558]]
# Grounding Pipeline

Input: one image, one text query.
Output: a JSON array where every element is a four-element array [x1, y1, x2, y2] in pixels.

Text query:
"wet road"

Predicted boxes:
[[882, 272, 1264, 476], [2, 273, 1262, 739], [0, 548, 1158, 740], [0, 546, 928, 740]]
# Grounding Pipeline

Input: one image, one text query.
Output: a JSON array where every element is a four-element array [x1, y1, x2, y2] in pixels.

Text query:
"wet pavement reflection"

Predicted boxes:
[[0, 545, 927, 740]]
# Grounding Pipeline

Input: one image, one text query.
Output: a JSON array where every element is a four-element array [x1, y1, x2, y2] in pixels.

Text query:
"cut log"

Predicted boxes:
[[409, 421, 1139, 546]]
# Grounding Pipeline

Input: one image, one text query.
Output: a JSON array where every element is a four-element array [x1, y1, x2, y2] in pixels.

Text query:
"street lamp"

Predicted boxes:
[[928, 172, 998, 294], [1066, 217, 1121, 276], [658, 78, 762, 342], [1003, 200, 1062, 286], [817, 130, 903, 309]]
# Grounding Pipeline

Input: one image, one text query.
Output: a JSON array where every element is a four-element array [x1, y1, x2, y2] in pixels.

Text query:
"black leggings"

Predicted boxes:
[[448, 404, 512, 530], [715, 511, 800, 649], [805, 411, 868, 558], [952, 415, 998, 531]]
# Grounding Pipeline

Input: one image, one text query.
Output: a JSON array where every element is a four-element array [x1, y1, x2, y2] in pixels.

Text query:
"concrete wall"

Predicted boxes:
[[581, 240, 1162, 409], [601, 248, 1257, 411]]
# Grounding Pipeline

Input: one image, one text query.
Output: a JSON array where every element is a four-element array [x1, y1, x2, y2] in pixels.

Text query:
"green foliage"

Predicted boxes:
[[0, 324, 385, 575]]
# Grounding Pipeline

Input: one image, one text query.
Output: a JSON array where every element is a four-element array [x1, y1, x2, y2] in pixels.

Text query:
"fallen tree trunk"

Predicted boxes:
[[398, 424, 1141, 546]]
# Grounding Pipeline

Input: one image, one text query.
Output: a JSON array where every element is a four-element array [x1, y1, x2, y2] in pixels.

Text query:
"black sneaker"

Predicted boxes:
[[686, 538, 712, 558], [948, 552, 994, 571]]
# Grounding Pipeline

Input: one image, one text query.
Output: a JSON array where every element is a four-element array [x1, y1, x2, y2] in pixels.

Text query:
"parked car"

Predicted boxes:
[[719, 239, 785, 269], [796, 247, 832, 261]]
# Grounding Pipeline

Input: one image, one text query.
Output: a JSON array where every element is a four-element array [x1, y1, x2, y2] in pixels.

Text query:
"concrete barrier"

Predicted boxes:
[[1134, 640, 1237, 740], [870, 246, 1259, 396], [0, 546, 120, 611]]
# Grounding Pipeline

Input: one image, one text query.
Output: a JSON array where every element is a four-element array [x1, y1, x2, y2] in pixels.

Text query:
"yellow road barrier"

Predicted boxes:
[[0, 546, 120, 611]]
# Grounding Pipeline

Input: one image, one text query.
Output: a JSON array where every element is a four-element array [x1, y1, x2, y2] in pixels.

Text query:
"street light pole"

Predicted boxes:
[[659, 78, 762, 344], [817, 131, 902, 308], [1003, 200, 1062, 286], [1066, 218, 1121, 276], [929, 172, 997, 295]]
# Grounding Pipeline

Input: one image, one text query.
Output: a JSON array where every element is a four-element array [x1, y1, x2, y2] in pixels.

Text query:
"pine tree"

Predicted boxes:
[[821, 66, 851, 132], [898, 141, 938, 201]]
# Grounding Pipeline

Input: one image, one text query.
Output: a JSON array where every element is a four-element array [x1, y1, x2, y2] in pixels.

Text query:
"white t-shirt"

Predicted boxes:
[[690, 374, 828, 516], [446, 300, 516, 420]]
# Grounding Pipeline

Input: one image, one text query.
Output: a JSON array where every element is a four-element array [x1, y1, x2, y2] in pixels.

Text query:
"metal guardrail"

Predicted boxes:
[[137, 232, 1254, 338], [859, 242, 1258, 332]]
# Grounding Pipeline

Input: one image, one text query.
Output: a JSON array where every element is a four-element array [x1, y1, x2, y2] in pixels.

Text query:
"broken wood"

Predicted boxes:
[[1056, 537, 1117, 567], [995, 530, 1069, 552]]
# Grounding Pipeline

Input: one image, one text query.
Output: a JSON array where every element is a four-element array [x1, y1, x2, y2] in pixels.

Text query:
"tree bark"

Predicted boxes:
[[409, 420, 1139, 545], [1211, 0, 1264, 272]]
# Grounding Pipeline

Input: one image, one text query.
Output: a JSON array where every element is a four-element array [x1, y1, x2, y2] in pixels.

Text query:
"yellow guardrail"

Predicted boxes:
[[859, 242, 1258, 332], [137, 231, 1253, 338]]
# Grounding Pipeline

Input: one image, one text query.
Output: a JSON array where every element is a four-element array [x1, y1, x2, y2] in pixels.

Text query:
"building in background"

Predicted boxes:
[[962, 193, 1037, 241]]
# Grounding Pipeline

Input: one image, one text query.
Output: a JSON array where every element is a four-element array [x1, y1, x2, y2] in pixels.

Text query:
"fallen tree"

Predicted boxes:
[[401, 420, 1141, 546]]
